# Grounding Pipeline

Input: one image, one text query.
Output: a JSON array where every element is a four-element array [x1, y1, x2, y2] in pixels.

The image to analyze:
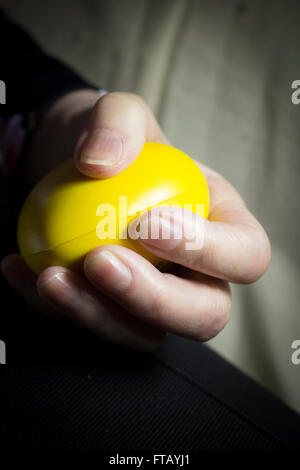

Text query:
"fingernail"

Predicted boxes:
[[40, 271, 79, 306], [79, 128, 123, 166], [137, 214, 183, 251], [85, 250, 132, 292]]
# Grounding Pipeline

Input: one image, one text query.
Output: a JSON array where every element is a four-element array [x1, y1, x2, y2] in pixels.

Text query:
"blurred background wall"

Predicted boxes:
[[1, 0, 300, 412]]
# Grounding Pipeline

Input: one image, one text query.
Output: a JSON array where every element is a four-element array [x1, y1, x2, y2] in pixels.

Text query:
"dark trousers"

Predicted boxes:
[[0, 275, 299, 451]]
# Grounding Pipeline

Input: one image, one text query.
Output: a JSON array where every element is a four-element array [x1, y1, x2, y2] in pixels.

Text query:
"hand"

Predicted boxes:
[[1, 91, 271, 351]]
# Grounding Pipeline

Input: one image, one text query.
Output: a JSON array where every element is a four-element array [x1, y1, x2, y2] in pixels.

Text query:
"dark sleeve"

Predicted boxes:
[[0, 8, 103, 181], [0, 8, 99, 119]]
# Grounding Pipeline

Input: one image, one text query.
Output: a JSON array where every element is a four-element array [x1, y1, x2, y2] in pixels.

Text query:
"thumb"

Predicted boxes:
[[74, 91, 170, 178]]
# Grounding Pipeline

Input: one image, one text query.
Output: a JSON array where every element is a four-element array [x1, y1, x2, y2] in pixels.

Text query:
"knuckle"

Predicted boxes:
[[99, 91, 144, 110], [149, 288, 168, 320], [97, 92, 147, 129], [193, 283, 232, 342], [239, 229, 271, 284], [144, 281, 169, 324], [95, 91, 122, 109]]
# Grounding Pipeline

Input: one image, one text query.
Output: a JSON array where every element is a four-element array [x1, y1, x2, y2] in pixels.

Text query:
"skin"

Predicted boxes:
[[0, 90, 271, 351]]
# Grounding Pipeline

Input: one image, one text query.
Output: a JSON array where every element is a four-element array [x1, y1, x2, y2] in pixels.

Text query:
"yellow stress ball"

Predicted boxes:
[[17, 142, 210, 275]]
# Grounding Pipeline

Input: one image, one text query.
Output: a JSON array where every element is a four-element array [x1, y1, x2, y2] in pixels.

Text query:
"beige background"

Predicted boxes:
[[1, 0, 300, 412]]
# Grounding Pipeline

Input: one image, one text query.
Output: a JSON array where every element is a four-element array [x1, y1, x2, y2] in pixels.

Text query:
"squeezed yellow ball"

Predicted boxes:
[[17, 142, 210, 275]]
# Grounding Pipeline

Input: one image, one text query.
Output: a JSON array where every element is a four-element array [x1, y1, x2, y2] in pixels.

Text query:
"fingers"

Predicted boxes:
[[75, 92, 169, 178], [199, 163, 271, 282], [37, 266, 164, 351], [1, 254, 164, 351], [84, 245, 231, 341], [133, 180, 271, 285]]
